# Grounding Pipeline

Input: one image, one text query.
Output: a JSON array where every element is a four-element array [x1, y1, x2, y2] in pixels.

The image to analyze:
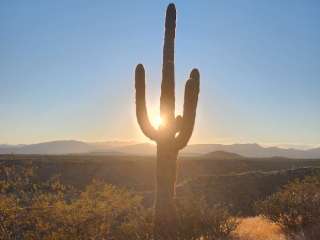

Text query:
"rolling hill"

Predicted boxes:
[[201, 151, 244, 160]]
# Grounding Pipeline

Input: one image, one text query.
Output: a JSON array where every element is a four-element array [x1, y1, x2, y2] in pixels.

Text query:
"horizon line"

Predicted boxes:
[[1, 139, 319, 150]]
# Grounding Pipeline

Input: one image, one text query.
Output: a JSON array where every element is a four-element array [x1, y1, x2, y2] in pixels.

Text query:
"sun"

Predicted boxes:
[[153, 115, 164, 129]]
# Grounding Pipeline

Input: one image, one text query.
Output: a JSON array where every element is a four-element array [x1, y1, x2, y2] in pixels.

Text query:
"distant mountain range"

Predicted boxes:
[[201, 151, 244, 160], [182, 143, 320, 159], [1, 140, 320, 159]]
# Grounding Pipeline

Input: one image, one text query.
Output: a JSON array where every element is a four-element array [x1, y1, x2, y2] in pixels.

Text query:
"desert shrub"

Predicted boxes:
[[176, 193, 238, 240], [0, 163, 72, 240], [231, 216, 286, 240], [59, 180, 151, 240], [0, 164, 150, 240], [256, 175, 320, 240], [0, 164, 238, 239]]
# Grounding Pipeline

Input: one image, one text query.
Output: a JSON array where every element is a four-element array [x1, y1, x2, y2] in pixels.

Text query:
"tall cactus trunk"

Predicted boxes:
[[154, 143, 178, 239], [135, 3, 200, 240]]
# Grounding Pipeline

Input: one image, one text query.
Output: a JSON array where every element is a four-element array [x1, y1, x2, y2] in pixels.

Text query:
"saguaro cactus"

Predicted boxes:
[[135, 3, 200, 239]]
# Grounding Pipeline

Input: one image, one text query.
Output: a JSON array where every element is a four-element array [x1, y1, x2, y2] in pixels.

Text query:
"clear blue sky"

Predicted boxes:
[[1, 0, 320, 146]]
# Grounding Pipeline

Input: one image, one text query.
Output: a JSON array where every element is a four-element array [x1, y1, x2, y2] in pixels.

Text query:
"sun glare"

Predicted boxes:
[[153, 115, 164, 128]]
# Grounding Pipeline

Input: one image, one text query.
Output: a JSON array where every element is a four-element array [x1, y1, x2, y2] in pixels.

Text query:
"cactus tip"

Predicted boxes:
[[136, 63, 144, 73], [167, 3, 176, 11], [136, 63, 144, 69], [190, 68, 200, 80], [166, 3, 176, 23]]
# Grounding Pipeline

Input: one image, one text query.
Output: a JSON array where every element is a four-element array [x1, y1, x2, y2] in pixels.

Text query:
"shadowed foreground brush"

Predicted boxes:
[[135, 3, 200, 239], [0, 164, 237, 240], [256, 175, 320, 240]]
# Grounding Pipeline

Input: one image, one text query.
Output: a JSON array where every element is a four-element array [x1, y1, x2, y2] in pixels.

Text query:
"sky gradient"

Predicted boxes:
[[1, 0, 320, 147]]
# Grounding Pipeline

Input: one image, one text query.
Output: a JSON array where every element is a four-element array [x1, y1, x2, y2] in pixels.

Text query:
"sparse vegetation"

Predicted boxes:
[[232, 216, 286, 240], [1, 157, 320, 239], [0, 164, 238, 240], [256, 174, 320, 240], [176, 193, 238, 240]]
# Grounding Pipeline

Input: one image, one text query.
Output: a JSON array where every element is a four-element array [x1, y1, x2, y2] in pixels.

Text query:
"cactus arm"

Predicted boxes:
[[175, 69, 200, 150], [135, 64, 159, 141], [160, 3, 176, 128]]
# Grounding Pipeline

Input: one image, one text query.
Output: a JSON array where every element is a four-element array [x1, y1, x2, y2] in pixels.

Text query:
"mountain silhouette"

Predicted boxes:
[[201, 151, 244, 160], [1, 141, 320, 159]]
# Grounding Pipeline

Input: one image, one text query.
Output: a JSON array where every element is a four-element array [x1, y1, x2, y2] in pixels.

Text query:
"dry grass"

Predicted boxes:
[[232, 216, 287, 240]]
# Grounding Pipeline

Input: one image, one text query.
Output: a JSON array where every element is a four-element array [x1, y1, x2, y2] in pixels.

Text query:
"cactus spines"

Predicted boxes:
[[135, 3, 200, 239]]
